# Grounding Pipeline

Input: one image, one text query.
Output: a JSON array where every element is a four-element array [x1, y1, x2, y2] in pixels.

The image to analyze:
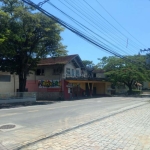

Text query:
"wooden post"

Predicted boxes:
[[91, 83, 94, 96]]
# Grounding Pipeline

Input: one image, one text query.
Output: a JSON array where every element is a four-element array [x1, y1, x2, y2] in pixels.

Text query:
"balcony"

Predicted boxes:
[[62, 74, 107, 81]]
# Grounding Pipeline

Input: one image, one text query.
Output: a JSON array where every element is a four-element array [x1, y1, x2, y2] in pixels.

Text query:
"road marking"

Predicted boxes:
[[46, 104, 84, 110], [0, 113, 21, 117], [27, 110, 39, 113], [47, 106, 69, 110]]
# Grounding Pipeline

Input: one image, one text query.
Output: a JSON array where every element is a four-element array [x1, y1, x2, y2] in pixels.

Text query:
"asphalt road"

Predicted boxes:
[[0, 97, 150, 150], [0, 97, 149, 128]]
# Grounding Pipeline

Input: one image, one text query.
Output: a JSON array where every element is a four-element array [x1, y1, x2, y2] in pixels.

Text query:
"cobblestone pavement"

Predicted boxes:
[[20, 104, 150, 150], [0, 100, 148, 150]]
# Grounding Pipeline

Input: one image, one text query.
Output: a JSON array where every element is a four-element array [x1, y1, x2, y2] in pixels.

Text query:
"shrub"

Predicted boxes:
[[127, 90, 143, 95]]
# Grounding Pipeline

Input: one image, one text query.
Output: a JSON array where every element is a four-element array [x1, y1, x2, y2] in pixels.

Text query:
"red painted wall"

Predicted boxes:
[[64, 80, 70, 100], [26, 80, 62, 92], [26, 80, 39, 92], [63, 81, 86, 100], [26, 80, 74, 100]]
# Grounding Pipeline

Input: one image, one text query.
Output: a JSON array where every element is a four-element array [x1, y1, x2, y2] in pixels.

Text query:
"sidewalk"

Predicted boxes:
[[0, 101, 58, 109], [0, 143, 7, 150], [19, 104, 150, 150]]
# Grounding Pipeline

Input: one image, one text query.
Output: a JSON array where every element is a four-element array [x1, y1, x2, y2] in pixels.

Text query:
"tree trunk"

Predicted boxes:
[[18, 72, 27, 97], [127, 84, 132, 95]]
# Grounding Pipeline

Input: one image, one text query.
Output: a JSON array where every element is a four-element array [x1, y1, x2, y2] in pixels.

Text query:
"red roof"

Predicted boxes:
[[38, 54, 78, 66]]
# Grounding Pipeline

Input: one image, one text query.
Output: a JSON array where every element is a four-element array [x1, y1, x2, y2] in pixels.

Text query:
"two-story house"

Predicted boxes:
[[26, 54, 111, 100]]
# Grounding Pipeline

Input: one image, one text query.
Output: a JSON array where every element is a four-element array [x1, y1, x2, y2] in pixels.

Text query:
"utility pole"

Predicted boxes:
[[140, 48, 150, 66], [140, 48, 150, 53]]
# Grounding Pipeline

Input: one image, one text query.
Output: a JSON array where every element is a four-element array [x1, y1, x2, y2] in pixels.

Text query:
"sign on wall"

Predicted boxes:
[[38, 80, 61, 88], [66, 83, 73, 88]]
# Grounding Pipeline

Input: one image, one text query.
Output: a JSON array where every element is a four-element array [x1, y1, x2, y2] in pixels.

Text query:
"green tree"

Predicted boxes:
[[97, 56, 108, 68], [82, 60, 98, 78], [98, 55, 150, 93], [82, 60, 95, 68], [0, 0, 67, 92]]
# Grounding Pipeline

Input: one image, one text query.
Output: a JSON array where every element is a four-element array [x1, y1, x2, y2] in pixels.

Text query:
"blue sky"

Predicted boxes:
[[32, 0, 150, 64]]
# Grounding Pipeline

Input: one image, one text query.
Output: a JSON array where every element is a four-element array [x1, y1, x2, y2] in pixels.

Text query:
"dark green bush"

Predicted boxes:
[[127, 90, 143, 95]]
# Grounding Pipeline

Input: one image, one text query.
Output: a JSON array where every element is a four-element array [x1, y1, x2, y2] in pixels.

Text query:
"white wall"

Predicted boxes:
[[96, 73, 105, 78], [27, 62, 86, 81], [143, 81, 149, 89], [27, 66, 63, 81], [0, 72, 19, 93], [64, 62, 81, 77]]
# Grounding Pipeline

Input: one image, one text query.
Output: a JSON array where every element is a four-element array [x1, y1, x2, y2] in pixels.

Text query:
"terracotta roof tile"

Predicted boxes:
[[38, 54, 78, 66]]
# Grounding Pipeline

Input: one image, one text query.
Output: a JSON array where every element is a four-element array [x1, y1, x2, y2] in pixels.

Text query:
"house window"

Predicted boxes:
[[0, 75, 11, 82], [66, 68, 70, 76], [53, 68, 61, 75], [72, 69, 74, 77], [36, 69, 44, 76], [76, 70, 80, 77]]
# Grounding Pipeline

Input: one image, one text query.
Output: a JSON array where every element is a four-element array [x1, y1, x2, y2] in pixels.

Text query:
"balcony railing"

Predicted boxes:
[[62, 74, 106, 81]]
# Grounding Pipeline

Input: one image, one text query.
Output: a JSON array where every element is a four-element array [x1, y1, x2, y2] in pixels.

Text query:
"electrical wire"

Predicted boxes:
[[95, 0, 147, 48], [61, 0, 141, 54], [82, 0, 145, 49], [21, 0, 128, 59], [21, 0, 144, 66], [48, 1, 131, 56], [57, 0, 131, 56]]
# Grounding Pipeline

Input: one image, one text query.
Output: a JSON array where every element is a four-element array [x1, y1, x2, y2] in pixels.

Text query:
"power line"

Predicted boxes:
[[38, 0, 49, 7], [62, 0, 141, 54], [95, 0, 147, 48], [22, 0, 127, 59], [21, 0, 145, 67], [74, 0, 145, 52], [59, 0, 131, 55], [48, 1, 130, 56], [81, 0, 144, 51]]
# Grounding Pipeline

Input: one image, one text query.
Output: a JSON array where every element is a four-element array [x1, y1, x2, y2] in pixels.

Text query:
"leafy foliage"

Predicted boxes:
[[82, 60, 97, 78], [97, 55, 150, 92], [82, 60, 95, 69], [97, 56, 107, 69], [0, 0, 67, 92]]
